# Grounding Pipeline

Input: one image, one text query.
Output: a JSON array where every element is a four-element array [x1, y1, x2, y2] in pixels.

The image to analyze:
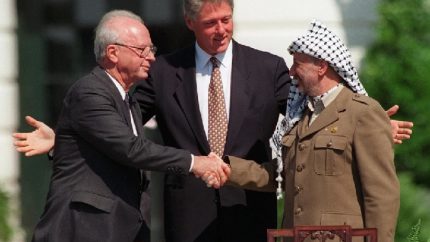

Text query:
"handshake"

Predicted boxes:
[[191, 153, 231, 189]]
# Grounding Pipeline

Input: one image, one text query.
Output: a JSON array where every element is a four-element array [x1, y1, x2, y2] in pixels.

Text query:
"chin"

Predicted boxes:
[[138, 74, 148, 81], [214, 45, 228, 54]]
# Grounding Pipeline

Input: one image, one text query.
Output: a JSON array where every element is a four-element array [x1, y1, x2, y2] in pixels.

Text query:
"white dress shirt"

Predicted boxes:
[[106, 71, 138, 136], [195, 41, 233, 138]]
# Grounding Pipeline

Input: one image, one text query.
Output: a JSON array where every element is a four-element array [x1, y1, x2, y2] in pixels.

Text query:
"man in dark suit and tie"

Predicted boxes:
[[28, 9, 229, 242], [13, 1, 413, 242], [133, 1, 290, 241]]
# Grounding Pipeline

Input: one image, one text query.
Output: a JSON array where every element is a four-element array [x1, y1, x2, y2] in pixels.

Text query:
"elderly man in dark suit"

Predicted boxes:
[[28, 10, 229, 242], [220, 21, 400, 242], [14, 1, 413, 242]]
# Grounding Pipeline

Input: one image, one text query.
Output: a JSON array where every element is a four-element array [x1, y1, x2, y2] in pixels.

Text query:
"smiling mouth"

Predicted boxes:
[[214, 35, 227, 42], [214, 39, 224, 45]]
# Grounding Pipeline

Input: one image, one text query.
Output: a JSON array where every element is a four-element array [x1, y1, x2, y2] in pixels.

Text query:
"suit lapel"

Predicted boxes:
[[173, 47, 211, 153], [130, 95, 145, 136], [297, 108, 311, 135], [123, 96, 133, 130], [224, 42, 251, 155], [92, 66, 136, 133], [299, 88, 350, 140]]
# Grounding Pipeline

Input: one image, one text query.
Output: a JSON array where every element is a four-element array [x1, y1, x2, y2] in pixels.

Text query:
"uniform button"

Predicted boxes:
[[295, 185, 303, 194], [327, 141, 333, 147], [296, 164, 305, 172], [298, 143, 306, 151], [295, 207, 302, 215]]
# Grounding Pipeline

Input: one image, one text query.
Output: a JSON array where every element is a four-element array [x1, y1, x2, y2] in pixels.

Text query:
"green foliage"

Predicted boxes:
[[360, 0, 430, 239], [407, 219, 421, 242], [360, 0, 430, 187], [396, 173, 430, 241], [0, 187, 12, 242], [277, 194, 285, 228]]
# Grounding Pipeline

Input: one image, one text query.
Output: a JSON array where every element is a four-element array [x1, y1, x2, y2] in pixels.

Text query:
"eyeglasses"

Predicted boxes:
[[113, 43, 157, 58]]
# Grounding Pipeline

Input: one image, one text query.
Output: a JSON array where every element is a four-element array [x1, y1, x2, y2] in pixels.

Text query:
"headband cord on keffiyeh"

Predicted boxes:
[[270, 20, 368, 199]]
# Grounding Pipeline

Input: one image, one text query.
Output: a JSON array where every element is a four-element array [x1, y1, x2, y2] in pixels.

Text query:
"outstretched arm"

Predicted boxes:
[[386, 105, 414, 144], [12, 116, 55, 156]]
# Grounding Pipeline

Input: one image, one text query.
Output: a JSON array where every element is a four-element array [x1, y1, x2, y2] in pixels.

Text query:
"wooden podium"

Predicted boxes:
[[267, 225, 377, 242]]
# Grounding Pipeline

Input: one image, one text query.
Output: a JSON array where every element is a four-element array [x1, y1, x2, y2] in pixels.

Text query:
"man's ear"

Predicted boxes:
[[105, 44, 119, 63], [184, 16, 194, 31], [318, 60, 329, 76]]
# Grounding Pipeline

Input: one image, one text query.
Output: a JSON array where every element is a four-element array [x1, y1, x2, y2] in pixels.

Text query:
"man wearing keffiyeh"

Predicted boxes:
[[14, 17, 410, 242], [222, 20, 400, 242]]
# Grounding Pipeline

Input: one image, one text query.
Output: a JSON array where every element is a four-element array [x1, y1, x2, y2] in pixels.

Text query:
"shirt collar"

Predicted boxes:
[[307, 83, 344, 113], [195, 40, 233, 69], [105, 71, 127, 100]]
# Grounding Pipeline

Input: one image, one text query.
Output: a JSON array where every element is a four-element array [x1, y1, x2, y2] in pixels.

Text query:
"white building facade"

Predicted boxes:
[[234, 0, 378, 69], [0, 0, 22, 241]]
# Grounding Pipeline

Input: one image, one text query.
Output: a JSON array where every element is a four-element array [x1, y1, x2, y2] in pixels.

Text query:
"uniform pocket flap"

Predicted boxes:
[[70, 191, 115, 213], [315, 135, 347, 150]]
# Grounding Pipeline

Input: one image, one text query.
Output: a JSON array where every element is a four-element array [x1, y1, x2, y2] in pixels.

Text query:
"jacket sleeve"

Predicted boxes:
[[353, 100, 400, 242], [226, 156, 277, 192], [68, 85, 192, 175]]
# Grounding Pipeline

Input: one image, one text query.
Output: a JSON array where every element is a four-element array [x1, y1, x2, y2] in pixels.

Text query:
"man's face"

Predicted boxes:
[[289, 53, 321, 96], [114, 19, 156, 84], [185, 0, 233, 55]]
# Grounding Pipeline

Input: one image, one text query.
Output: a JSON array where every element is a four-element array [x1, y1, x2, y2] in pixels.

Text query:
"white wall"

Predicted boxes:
[[234, 0, 378, 69], [0, 0, 23, 240]]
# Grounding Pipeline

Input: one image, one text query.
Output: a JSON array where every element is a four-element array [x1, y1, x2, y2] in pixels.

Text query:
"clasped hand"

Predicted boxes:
[[192, 152, 231, 189]]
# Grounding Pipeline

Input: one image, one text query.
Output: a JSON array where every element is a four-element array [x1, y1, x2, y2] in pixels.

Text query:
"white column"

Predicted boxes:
[[0, 0, 24, 240]]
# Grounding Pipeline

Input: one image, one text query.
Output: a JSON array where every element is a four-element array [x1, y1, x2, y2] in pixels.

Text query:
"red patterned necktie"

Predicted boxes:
[[208, 57, 228, 157]]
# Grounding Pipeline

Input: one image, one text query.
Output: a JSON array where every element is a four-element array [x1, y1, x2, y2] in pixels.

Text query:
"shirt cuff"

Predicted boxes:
[[189, 154, 195, 172], [47, 149, 54, 160]]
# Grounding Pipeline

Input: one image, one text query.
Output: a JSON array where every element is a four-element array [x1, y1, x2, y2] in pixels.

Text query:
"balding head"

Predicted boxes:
[[94, 10, 145, 63]]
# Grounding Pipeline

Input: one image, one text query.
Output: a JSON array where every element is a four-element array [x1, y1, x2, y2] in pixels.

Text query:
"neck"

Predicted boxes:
[[104, 68, 131, 92], [312, 74, 341, 97], [317, 82, 339, 96]]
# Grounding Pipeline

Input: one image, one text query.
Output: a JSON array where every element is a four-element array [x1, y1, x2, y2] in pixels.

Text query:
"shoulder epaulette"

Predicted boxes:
[[351, 93, 370, 105]]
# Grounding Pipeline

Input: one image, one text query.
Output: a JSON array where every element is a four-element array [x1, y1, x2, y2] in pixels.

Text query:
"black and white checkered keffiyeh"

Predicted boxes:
[[270, 20, 368, 199]]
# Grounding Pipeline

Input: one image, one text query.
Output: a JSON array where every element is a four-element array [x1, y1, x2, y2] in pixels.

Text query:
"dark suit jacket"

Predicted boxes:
[[32, 66, 192, 242], [133, 41, 291, 241]]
